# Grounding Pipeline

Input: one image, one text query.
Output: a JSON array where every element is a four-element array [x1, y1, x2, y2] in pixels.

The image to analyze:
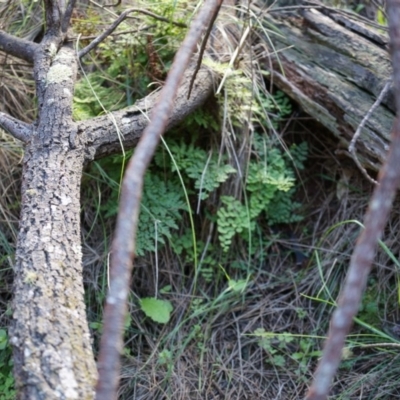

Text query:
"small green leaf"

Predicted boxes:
[[272, 355, 285, 367], [89, 322, 103, 332], [140, 298, 173, 324], [160, 285, 172, 294], [124, 313, 131, 330], [291, 352, 304, 361], [158, 349, 173, 365], [0, 329, 8, 350], [228, 279, 247, 293]]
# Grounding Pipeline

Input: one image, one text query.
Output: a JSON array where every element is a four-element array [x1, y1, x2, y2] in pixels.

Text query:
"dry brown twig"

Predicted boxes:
[[78, 7, 186, 59], [306, 1, 400, 399], [347, 78, 392, 185], [95, 1, 223, 399]]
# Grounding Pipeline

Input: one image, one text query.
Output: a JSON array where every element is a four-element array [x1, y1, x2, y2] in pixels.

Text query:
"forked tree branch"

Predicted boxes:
[[0, 112, 33, 143], [0, 31, 38, 63], [95, 1, 223, 399], [78, 7, 186, 59], [306, 1, 400, 399]]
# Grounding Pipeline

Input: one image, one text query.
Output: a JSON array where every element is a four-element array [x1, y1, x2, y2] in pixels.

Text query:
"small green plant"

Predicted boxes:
[[73, 0, 190, 116], [216, 138, 308, 252], [256, 90, 293, 129], [254, 329, 321, 379], [140, 297, 173, 324], [155, 140, 236, 201], [0, 330, 16, 400]]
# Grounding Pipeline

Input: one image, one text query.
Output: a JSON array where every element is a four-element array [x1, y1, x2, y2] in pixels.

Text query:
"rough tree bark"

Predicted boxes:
[[258, 0, 392, 172], [0, 1, 215, 398], [9, 45, 98, 398]]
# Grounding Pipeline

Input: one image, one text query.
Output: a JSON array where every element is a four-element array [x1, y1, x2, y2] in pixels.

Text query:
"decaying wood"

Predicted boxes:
[[258, 2, 393, 172]]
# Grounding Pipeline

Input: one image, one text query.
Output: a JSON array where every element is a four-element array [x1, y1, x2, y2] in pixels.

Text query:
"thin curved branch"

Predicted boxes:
[[94, 1, 222, 399], [79, 65, 214, 161], [0, 112, 33, 143], [78, 7, 187, 59], [0, 31, 38, 63], [306, 1, 400, 399]]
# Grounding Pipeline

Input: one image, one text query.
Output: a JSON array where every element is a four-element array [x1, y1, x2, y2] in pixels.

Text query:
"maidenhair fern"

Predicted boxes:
[[73, 72, 124, 120], [136, 174, 186, 256], [95, 155, 186, 256], [216, 135, 308, 252], [256, 90, 293, 129], [217, 196, 252, 252], [155, 140, 236, 200], [284, 142, 308, 171]]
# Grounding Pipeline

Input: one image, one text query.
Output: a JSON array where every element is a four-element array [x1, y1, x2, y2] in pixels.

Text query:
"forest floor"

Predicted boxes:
[[3, 113, 400, 399], [1, 1, 400, 399], [105, 119, 400, 400]]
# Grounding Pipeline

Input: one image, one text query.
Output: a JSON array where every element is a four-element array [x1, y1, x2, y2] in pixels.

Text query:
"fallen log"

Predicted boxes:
[[257, 1, 393, 173]]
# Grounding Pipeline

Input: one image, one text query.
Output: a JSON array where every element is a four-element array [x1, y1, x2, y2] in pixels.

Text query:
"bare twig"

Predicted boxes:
[[0, 112, 33, 143], [78, 7, 186, 59], [0, 31, 38, 63], [346, 78, 391, 185], [335, 149, 378, 185], [95, 1, 222, 399], [349, 78, 392, 153], [187, 0, 223, 98], [306, 1, 400, 399]]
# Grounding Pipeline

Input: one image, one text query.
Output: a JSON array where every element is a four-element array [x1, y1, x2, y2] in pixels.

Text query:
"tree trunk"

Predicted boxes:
[[258, 1, 393, 172], [9, 46, 97, 399]]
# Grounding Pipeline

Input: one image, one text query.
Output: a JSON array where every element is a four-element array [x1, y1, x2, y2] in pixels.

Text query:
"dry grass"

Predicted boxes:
[[0, 130, 22, 331], [2, 93, 400, 400], [76, 114, 400, 399]]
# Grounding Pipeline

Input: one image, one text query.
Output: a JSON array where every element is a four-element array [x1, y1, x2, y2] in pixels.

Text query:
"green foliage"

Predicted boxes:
[[155, 140, 236, 200], [184, 108, 219, 131], [137, 174, 187, 255], [158, 348, 173, 366], [0, 330, 15, 400], [254, 329, 321, 378], [73, 0, 308, 262], [358, 278, 382, 328], [256, 90, 293, 129], [285, 142, 308, 170], [140, 297, 173, 324], [217, 196, 252, 252], [92, 121, 307, 258], [76, 16, 308, 261], [217, 136, 307, 252], [73, 0, 189, 118], [98, 156, 186, 256], [73, 72, 124, 120]]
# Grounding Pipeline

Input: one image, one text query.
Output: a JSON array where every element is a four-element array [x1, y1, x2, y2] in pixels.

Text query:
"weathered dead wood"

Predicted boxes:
[[258, 3, 393, 172]]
